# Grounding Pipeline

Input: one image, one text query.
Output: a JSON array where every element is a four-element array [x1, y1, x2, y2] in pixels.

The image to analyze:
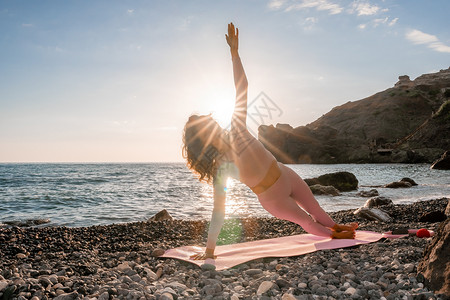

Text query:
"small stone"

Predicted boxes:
[[298, 282, 307, 289], [257, 281, 274, 295], [53, 291, 79, 300], [276, 278, 291, 288], [404, 263, 415, 273], [0, 281, 8, 292], [39, 277, 52, 287], [53, 283, 64, 289], [201, 263, 216, 271], [16, 253, 27, 259], [98, 291, 109, 300], [144, 268, 157, 281], [281, 294, 297, 300], [2, 285, 17, 299], [245, 269, 263, 276], [48, 274, 58, 284], [119, 275, 132, 283], [116, 262, 130, 272], [151, 249, 165, 257], [344, 287, 357, 295], [168, 281, 188, 293], [234, 285, 244, 292], [161, 287, 177, 297], [160, 292, 173, 300]]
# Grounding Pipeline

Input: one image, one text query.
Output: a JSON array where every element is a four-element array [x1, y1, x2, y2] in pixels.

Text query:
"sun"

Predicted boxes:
[[206, 87, 235, 128], [212, 100, 234, 128]]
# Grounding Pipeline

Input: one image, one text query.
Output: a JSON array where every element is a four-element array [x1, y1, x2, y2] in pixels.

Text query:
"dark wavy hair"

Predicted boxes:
[[182, 114, 224, 184]]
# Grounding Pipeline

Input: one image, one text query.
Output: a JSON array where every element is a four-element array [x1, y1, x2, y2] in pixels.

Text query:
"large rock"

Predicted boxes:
[[304, 178, 320, 186], [384, 180, 413, 188], [431, 150, 450, 170], [364, 196, 393, 208], [306, 172, 358, 192], [309, 184, 340, 196], [418, 218, 450, 295], [401, 177, 418, 186], [353, 207, 392, 222], [148, 209, 173, 221], [357, 189, 379, 197]]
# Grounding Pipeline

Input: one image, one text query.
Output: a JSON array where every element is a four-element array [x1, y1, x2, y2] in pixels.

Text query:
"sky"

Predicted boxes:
[[1, 0, 449, 163]]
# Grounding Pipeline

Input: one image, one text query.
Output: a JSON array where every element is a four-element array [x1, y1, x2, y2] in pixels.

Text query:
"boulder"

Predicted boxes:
[[419, 211, 447, 223], [353, 207, 392, 222], [304, 178, 320, 186], [417, 218, 450, 295], [400, 177, 418, 186], [431, 150, 450, 170], [384, 181, 412, 188], [357, 189, 379, 197], [364, 196, 394, 208], [309, 184, 340, 196], [148, 209, 173, 221], [307, 172, 358, 192]]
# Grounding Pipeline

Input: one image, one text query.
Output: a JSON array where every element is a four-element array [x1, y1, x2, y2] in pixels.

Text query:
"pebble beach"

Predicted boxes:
[[1, 198, 448, 300]]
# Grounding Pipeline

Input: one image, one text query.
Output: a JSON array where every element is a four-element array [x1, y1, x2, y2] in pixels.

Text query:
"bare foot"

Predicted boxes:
[[332, 222, 358, 232], [331, 230, 356, 239]]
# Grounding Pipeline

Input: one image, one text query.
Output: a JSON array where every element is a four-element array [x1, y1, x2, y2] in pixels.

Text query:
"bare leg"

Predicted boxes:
[[284, 165, 358, 233], [256, 163, 355, 239], [284, 166, 335, 227], [258, 194, 333, 237]]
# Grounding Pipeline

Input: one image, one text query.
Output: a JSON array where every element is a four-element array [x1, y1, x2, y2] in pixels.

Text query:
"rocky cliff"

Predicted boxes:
[[258, 68, 450, 164]]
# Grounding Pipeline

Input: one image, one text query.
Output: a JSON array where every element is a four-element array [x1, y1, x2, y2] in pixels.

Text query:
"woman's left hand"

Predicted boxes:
[[225, 22, 239, 56], [190, 252, 217, 260]]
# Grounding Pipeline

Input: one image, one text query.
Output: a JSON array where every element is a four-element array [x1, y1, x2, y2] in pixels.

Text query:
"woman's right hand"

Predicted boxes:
[[225, 22, 239, 57]]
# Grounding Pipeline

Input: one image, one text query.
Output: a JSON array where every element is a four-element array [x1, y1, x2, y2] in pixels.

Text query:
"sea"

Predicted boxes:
[[0, 163, 449, 228]]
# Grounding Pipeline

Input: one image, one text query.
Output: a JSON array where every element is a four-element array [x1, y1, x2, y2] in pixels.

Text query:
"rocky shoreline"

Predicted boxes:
[[1, 198, 449, 300]]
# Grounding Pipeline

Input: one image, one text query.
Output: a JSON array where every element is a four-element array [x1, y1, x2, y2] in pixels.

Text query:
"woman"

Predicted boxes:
[[182, 23, 357, 260]]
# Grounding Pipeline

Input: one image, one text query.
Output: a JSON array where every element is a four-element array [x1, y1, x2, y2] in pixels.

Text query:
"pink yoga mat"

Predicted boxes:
[[162, 230, 383, 271]]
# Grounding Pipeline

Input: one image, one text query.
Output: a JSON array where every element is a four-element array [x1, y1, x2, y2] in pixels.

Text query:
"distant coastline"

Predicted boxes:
[[258, 67, 450, 164]]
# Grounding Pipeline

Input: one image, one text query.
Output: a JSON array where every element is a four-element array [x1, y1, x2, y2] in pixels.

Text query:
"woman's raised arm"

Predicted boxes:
[[226, 23, 248, 129]]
